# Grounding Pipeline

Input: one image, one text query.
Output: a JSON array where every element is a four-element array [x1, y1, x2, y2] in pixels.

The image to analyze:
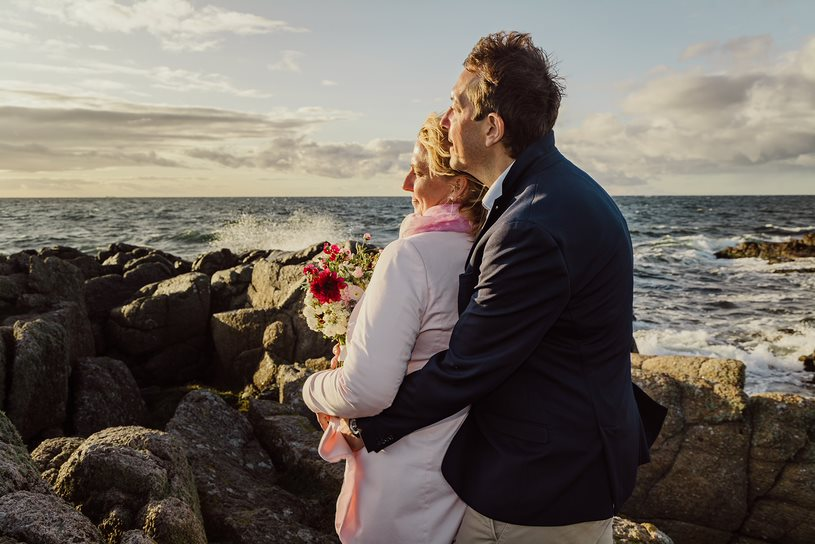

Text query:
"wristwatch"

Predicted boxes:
[[348, 418, 362, 438]]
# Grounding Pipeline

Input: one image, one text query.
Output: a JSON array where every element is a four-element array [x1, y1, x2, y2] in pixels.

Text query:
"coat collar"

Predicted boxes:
[[471, 131, 559, 250]]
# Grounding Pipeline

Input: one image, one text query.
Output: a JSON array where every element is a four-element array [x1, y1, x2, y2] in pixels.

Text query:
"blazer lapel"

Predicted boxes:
[[466, 131, 559, 266]]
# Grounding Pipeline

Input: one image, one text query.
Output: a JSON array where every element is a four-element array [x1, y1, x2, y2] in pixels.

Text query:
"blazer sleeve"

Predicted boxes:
[[301, 238, 428, 418], [358, 220, 570, 451]]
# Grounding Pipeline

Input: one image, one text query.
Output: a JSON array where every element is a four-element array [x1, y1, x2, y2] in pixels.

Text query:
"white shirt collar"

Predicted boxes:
[[482, 161, 515, 210]]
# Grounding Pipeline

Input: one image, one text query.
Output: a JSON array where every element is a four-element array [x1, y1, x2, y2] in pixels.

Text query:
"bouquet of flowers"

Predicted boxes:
[[302, 234, 380, 346]]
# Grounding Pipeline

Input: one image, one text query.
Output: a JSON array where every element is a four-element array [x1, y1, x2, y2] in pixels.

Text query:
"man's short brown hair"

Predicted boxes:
[[464, 31, 564, 157]]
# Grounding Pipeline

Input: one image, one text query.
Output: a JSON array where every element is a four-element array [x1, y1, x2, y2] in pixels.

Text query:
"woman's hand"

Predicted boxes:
[[330, 343, 342, 369], [316, 412, 331, 431]]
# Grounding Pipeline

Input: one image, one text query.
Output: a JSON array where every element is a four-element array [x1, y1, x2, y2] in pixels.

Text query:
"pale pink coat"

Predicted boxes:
[[302, 229, 472, 544]]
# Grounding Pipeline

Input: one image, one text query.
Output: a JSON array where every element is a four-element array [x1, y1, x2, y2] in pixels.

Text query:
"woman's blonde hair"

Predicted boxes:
[[417, 113, 487, 234]]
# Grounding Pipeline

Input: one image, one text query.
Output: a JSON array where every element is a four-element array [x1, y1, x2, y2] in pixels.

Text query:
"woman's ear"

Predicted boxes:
[[450, 176, 470, 202], [484, 112, 505, 148]]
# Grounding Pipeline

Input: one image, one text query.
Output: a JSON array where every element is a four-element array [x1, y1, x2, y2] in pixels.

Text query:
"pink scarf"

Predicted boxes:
[[399, 203, 473, 238]]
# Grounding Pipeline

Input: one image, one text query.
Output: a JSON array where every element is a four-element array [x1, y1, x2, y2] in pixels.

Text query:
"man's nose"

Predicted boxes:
[[402, 170, 415, 192], [441, 108, 452, 129]]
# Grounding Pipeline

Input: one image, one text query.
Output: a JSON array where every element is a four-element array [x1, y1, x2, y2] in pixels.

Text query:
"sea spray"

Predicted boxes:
[[209, 210, 354, 253]]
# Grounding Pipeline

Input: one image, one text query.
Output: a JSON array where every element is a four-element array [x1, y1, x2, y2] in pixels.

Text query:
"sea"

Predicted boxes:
[[1, 195, 813, 396]]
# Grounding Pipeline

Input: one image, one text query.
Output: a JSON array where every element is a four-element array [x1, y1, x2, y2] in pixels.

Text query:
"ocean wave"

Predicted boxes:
[[758, 224, 815, 235], [209, 211, 353, 253], [634, 324, 815, 395]]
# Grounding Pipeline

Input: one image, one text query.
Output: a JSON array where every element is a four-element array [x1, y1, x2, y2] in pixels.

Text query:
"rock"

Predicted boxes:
[[38, 246, 88, 261], [192, 248, 238, 276], [210, 309, 295, 389], [139, 497, 207, 544], [71, 357, 146, 436], [122, 254, 176, 275], [613, 516, 674, 544], [714, 233, 815, 263], [108, 272, 210, 355], [291, 309, 335, 362], [30, 436, 85, 487], [0, 409, 51, 496], [277, 359, 332, 420], [0, 332, 5, 408], [625, 354, 815, 544], [247, 258, 307, 310], [625, 356, 750, 541], [166, 390, 330, 543], [40, 301, 95, 365], [0, 274, 25, 304], [740, 393, 815, 544], [0, 491, 105, 544], [800, 350, 815, 372], [123, 262, 173, 290], [253, 351, 279, 391], [27, 255, 85, 310], [5, 252, 35, 274], [67, 255, 102, 281], [267, 243, 326, 267], [85, 274, 136, 320], [132, 336, 210, 387], [39, 246, 102, 281], [5, 319, 70, 443], [100, 251, 136, 275], [140, 385, 201, 430], [52, 426, 203, 543], [210, 263, 254, 313], [248, 401, 343, 534], [120, 530, 158, 544], [246, 252, 335, 361]]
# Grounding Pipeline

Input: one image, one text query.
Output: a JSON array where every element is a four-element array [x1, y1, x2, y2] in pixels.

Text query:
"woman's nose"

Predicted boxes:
[[402, 170, 415, 192]]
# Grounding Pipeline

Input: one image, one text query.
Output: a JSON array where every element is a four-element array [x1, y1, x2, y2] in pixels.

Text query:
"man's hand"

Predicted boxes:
[[339, 418, 364, 451]]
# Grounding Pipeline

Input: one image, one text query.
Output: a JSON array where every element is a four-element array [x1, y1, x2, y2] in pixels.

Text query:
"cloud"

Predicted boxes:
[[0, 27, 32, 48], [26, 0, 307, 51], [680, 40, 719, 61], [1, 59, 273, 98], [0, 88, 360, 173], [268, 50, 304, 73], [681, 35, 774, 63], [187, 137, 413, 179], [561, 36, 815, 191]]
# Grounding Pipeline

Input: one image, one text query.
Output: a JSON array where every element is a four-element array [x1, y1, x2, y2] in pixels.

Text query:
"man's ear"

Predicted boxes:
[[484, 112, 505, 148]]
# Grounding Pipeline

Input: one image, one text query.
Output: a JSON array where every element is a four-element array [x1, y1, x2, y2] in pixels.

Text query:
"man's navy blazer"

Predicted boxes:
[[358, 131, 650, 526]]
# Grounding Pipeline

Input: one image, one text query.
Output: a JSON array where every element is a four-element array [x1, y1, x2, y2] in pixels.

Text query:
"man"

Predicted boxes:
[[351, 32, 652, 543]]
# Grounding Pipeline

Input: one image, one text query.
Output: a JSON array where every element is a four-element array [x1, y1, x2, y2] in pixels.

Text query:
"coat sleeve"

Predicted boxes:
[[301, 238, 428, 418], [358, 220, 571, 451]]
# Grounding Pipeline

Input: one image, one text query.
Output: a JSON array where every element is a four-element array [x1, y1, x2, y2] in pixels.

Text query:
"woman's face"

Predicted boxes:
[[402, 143, 454, 216]]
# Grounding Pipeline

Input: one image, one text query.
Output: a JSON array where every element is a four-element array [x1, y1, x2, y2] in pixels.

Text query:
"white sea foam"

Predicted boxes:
[[634, 324, 815, 395], [209, 211, 353, 253], [763, 223, 815, 233]]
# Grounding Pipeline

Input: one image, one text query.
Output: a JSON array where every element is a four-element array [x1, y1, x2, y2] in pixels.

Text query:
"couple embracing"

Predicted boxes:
[[302, 31, 662, 544]]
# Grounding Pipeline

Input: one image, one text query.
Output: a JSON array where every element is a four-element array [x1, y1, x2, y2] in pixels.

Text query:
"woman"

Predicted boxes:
[[301, 113, 486, 544]]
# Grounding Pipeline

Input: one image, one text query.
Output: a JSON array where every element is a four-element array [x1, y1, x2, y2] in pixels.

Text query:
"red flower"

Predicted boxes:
[[310, 269, 346, 304]]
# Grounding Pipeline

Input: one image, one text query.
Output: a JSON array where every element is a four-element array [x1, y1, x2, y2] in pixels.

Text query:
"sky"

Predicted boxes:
[[0, 0, 813, 197]]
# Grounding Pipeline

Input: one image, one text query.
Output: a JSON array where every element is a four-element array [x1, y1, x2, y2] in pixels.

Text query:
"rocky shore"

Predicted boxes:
[[714, 233, 815, 264], [1, 242, 813, 543]]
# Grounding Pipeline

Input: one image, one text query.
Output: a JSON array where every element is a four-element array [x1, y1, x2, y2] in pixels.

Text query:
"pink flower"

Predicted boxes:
[[363, 232, 372, 241], [352, 267, 364, 278], [310, 269, 346, 304]]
